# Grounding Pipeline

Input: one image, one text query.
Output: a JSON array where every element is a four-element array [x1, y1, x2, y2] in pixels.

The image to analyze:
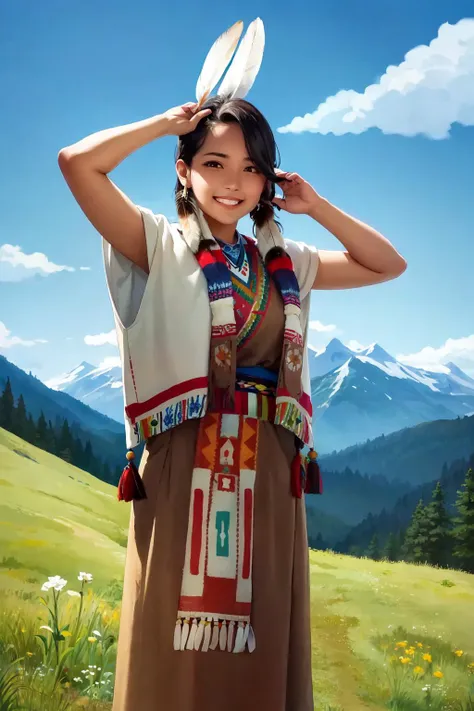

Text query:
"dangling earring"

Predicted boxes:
[[182, 184, 188, 200]]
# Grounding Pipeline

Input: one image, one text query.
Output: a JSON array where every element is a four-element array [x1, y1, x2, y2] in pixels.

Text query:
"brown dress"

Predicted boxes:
[[111, 242, 314, 711]]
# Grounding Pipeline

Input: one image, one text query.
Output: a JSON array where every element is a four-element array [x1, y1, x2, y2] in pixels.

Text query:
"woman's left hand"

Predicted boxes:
[[271, 168, 321, 215]]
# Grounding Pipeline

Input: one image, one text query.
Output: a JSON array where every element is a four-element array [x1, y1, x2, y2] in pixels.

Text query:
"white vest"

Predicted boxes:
[[102, 206, 319, 450]]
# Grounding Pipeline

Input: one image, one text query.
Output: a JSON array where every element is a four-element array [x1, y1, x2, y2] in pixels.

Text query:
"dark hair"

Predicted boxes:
[[174, 95, 286, 236]]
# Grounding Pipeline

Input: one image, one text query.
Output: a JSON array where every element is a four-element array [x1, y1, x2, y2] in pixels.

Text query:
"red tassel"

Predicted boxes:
[[117, 450, 147, 502], [304, 449, 323, 495], [291, 450, 304, 498]]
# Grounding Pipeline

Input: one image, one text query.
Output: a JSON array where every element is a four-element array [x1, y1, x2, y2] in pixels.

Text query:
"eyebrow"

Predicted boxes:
[[202, 151, 253, 161]]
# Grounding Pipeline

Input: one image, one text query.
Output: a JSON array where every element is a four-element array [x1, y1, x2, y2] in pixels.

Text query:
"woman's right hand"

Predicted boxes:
[[163, 102, 212, 136]]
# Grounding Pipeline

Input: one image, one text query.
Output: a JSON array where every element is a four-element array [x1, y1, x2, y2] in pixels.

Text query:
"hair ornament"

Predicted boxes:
[[195, 18, 265, 111]]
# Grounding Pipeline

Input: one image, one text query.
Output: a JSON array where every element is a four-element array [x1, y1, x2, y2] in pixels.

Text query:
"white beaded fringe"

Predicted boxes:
[[174, 616, 256, 653]]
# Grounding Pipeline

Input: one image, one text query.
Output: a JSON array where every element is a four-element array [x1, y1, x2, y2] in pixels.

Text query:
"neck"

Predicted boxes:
[[202, 211, 238, 244]]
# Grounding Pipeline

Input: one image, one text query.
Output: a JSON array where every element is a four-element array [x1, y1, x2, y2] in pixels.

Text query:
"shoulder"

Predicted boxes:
[[284, 238, 320, 300]]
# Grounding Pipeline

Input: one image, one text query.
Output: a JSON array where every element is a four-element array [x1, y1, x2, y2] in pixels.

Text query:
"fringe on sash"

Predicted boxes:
[[173, 615, 256, 653]]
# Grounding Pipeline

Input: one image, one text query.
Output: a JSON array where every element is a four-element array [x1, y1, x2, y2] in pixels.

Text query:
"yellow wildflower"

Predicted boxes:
[[396, 641, 408, 648], [21, 628, 26, 633], [26, 652, 33, 657], [413, 666, 424, 675], [433, 670, 443, 678], [406, 648, 415, 656], [62, 630, 72, 637], [400, 656, 411, 664], [454, 649, 463, 657], [423, 653, 432, 663], [88, 636, 98, 643], [416, 642, 423, 648]]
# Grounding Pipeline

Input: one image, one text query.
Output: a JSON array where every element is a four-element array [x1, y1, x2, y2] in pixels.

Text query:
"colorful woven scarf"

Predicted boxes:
[[196, 231, 304, 414], [174, 410, 259, 654], [172, 217, 307, 654]]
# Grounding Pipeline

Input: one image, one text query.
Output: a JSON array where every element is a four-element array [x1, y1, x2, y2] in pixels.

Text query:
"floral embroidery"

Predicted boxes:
[[215, 343, 232, 368], [286, 347, 303, 372]]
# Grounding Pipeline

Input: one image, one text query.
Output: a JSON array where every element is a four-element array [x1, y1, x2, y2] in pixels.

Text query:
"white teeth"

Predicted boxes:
[[215, 198, 241, 205]]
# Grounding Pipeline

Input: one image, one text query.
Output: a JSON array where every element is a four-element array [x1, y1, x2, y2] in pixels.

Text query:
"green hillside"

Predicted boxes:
[[308, 549, 474, 709], [1, 427, 474, 710], [0, 427, 129, 593]]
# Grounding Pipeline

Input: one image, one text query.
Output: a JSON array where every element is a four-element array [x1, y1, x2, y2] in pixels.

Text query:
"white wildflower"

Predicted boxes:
[[78, 572, 93, 583], [67, 590, 81, 597], [41, 575, 67, 592], [92, 630, 101, 637]]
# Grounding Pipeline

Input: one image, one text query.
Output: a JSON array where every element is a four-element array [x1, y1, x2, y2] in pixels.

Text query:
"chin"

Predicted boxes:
[[203, 205, 243, 224]]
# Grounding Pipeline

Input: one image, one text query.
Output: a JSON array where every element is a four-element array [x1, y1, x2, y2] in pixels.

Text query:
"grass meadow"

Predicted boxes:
[[1, 427, 474, 710]]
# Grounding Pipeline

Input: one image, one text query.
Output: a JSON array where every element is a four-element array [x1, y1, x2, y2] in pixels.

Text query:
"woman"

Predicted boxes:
[[58, 94, 406, 710]]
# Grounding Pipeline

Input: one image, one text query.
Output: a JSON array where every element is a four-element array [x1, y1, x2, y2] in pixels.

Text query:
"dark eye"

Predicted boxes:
[[203, 160, 259, 173]]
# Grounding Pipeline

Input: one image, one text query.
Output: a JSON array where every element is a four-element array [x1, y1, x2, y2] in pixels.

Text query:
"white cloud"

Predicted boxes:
[[397, 334, 474, 377], [0, 244, 76, 282], [98, 355, 121, 369], [84, 330, 117, 346], [0, 321, 48, 349], [277, 18, 474, 139], [308, 320, 337, 332], [79, 266, 91, 271]]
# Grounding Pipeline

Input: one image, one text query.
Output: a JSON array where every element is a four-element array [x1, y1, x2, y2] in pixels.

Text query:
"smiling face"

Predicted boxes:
[[176, 121, 267, 242]]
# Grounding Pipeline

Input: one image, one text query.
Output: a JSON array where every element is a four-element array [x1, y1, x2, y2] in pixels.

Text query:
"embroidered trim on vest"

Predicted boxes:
[[124, 379, 313, 447], [125, 376, 208, 423], [274, 398, 311, 445]]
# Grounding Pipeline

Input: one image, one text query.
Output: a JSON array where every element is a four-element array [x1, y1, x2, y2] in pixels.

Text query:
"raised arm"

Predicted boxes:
[[57, 102, 211, 273], [57, 114, 172, 273]]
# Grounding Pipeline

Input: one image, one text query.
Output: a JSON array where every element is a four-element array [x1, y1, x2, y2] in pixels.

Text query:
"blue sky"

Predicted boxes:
[[1, 0, 473, 384]]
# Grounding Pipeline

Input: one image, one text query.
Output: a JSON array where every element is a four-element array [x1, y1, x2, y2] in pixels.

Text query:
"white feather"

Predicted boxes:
[[217, 17, 265, 100], [195, 20, 244, 109]]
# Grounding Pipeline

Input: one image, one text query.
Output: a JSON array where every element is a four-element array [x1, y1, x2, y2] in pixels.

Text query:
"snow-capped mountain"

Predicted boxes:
[[309, 338, 474, 453], [46, 361, 124, 423], [47, 339, 474, 451]]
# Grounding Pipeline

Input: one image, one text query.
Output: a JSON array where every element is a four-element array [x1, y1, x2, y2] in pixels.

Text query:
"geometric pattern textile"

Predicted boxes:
[[174, 412, 259, 654]]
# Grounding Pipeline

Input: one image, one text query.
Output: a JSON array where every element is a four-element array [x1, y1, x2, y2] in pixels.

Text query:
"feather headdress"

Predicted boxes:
[[195, 18, 265, 110]]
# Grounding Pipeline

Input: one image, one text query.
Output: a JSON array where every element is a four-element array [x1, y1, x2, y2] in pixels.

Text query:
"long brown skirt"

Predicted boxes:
[[112, 418, 314, 711]]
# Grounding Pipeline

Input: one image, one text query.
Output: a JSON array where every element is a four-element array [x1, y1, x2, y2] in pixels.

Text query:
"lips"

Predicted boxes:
[[214, 197, 243, 205]]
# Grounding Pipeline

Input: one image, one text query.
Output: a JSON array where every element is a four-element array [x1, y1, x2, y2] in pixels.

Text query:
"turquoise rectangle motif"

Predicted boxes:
[[215, 511, 230, 557]]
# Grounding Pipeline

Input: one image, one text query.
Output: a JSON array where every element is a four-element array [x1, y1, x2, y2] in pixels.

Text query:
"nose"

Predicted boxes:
[[222, 169, 243, 191]]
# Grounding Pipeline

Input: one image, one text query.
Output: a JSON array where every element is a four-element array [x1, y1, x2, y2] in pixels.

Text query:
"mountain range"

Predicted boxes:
[[46, 338, 474, 453], [46, 360, 122, 423], [0, 355, 127, 472], [3, 351, 473, 554]]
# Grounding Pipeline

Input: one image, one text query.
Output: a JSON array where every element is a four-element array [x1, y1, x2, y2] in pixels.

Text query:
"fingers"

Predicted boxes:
[[191, 108, 212, 124], [275, 168, 297, 181]]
